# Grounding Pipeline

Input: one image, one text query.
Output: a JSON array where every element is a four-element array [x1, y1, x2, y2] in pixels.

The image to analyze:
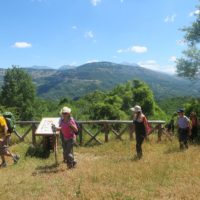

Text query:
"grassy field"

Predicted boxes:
[[1, 135, 200, 200]]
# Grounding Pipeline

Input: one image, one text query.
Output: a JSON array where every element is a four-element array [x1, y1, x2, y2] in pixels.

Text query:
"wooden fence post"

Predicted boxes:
[[129, 124, 134, 141], [157, 124, 162, 142], [79, 124, 83, 146], [32, 123, 37, 146], [104, 123, 109, 143]]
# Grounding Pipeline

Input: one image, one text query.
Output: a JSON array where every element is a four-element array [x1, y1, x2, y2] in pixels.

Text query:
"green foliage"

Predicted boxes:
[[158, 97, 193, 117], [184, 98, 200, 117], [0, 66, 36, 120], [176, 3, 200, 78], [74, 80, 165, 121]]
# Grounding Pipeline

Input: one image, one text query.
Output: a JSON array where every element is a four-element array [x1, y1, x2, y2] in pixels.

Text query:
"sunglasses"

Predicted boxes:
[[62, 112, 69, 115]]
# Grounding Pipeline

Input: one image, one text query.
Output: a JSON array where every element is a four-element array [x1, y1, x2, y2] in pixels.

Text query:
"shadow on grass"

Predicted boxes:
[[32, 163, 65, 175], [25, 145, 50, 159]]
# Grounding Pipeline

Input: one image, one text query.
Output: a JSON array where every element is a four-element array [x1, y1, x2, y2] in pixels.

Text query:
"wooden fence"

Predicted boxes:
[[14, 120, 166, 147]]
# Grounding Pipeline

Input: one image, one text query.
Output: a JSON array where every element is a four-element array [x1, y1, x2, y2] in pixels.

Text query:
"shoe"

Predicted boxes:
[[13, 154, 20, 164], [67, 161, 77, 169], [73, 161, 77, 168], [0, 162, 7, 168]]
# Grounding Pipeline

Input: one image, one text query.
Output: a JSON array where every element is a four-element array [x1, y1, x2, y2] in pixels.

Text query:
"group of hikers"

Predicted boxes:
[[0, 105, 199, 168], [131, 105, 199, 159]]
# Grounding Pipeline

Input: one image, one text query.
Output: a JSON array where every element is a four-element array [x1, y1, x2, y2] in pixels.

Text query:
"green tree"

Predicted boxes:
[[176, 4, 200, 78], [1, 66, 36, 120]]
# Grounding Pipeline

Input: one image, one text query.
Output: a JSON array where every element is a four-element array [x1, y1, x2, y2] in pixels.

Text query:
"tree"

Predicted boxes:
[[176, 4, 200, 79], [1, 66, 36, 120]]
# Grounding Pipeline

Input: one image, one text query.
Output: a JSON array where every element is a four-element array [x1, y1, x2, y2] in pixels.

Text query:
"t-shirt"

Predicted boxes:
[[60, 117, 77, 140], [0, 116, 7, 138], [177, 116, 190, 129]]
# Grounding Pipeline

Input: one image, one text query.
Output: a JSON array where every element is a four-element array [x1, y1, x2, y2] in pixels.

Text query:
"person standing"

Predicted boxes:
[[130, 105, 149, 159], [0, 115, 20, 167], [57, 106, 78, 169], [189, 111, 199, 142], [177, 109, 191, 150]]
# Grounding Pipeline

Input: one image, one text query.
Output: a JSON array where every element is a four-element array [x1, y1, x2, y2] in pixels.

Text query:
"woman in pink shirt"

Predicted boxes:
[[58, 106, 78, 169]]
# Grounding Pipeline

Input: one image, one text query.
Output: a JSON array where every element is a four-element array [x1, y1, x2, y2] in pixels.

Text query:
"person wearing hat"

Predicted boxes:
[[177, 109, 191, 150], [57, 106, 78, 169], [130, 105, 149, 159]]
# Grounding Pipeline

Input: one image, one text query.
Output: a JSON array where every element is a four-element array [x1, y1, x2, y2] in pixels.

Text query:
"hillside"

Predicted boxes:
[[1, 62, 200, 100]]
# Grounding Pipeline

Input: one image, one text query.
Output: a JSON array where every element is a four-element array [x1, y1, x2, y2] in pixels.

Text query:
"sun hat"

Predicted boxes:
[[60, 106, 71, 114], [130, 105, 142, 113]]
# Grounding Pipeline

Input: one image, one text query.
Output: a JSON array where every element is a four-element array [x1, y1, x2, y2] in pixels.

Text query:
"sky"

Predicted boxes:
[[0, 0, 199, 74]]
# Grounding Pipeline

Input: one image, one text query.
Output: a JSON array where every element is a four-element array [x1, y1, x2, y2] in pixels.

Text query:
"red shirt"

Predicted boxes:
[[60, 118, 77, 139]]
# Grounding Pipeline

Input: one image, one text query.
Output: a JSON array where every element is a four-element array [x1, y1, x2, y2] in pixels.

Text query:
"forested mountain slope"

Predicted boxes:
[[0, 62, 199, 100]]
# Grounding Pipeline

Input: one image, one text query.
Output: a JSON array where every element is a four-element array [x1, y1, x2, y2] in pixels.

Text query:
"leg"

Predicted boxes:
[[183, 130, 189, 149], [63, 139, 75, 168], [136, 134, 145, 159]]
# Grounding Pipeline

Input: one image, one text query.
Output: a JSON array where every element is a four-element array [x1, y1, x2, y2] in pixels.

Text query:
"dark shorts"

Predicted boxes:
[[0, 144, 8, 155]]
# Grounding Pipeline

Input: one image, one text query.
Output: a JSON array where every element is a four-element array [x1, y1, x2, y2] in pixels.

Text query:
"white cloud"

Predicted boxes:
[[91, 0, 101, 6], [84, 30, 94, 39], [138, 60, 175, 74], [86, 59, 99, 63], [131, 46, 147, 53], [189, 9, 200, 17], [12, 42, 32, 48], [164, 14, 176, 23], [117, 45, 147, 54], [169, 56, 177, 62]]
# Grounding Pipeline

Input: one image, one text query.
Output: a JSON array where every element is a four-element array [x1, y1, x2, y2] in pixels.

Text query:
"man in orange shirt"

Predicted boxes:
[[0, 115, 20, 168]]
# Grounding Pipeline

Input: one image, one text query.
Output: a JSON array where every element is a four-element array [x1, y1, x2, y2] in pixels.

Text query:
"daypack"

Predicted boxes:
[[3, 112, 16, 134], [74, 120, 81, 136]]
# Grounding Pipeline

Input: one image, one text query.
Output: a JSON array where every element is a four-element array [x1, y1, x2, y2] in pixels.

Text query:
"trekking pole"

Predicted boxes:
[[51, 124, 58, 166]]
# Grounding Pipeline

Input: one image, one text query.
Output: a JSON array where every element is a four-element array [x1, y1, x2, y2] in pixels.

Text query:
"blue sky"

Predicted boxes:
[[0, 0, 199, 74]]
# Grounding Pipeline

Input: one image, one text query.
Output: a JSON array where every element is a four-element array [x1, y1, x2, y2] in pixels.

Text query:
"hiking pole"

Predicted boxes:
[[51, 124, 58, 166]]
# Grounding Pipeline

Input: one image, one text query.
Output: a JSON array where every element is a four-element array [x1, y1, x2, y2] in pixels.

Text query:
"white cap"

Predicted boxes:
[[60, 106, 71, 114], [130, 105, 142, 113]]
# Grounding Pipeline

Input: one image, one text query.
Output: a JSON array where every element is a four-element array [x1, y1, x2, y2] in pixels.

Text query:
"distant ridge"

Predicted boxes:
[[0, 62, 199, 100]]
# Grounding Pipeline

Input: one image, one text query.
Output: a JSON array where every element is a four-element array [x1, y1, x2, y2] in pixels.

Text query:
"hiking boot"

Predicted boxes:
[[73, 161, 77, 168], [13, 154, 20, 164], [67, 161, 76, 169], [0, 162, 7, 168]]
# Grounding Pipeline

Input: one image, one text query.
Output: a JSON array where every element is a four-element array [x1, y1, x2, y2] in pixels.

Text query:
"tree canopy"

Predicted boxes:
[[0, 66, 36, 120], [176, 4, 200, 79]]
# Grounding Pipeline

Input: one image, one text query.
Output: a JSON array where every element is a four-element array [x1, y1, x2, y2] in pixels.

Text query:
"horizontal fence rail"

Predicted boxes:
[[14, 120, 166, 147]]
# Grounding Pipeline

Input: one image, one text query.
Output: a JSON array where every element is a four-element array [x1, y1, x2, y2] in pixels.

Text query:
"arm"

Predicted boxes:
[[143, 115, 149, 135], [69, 120, 78, 133]]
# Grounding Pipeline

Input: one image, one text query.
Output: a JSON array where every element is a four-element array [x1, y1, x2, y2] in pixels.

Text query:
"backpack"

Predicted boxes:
[[74, 120, 81, 136], [3, 112, 16, 134]]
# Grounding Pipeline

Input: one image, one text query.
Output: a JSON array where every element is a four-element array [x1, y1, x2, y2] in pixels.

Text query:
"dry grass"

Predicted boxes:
[[1, 135, 200, 200]]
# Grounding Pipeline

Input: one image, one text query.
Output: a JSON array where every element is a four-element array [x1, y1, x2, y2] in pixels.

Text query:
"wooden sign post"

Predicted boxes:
[[35, 118, 60, 165]]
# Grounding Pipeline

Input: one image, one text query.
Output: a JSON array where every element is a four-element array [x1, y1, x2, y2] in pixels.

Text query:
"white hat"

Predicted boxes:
[[130, 105, 142, 112], [60, 106, 71, 114]]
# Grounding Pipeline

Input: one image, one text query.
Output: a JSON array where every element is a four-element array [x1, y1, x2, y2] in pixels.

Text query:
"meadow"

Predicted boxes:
[[1, 134, 200, 200]]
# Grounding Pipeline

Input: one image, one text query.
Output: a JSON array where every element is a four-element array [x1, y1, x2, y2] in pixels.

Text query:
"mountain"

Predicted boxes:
[[1, 62, 200, 100], [58, 65, 77, 70], [22, 61, 200, 100]]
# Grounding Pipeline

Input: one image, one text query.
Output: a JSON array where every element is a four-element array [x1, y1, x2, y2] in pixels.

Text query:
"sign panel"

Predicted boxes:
[[35, 117, 60, 135]]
